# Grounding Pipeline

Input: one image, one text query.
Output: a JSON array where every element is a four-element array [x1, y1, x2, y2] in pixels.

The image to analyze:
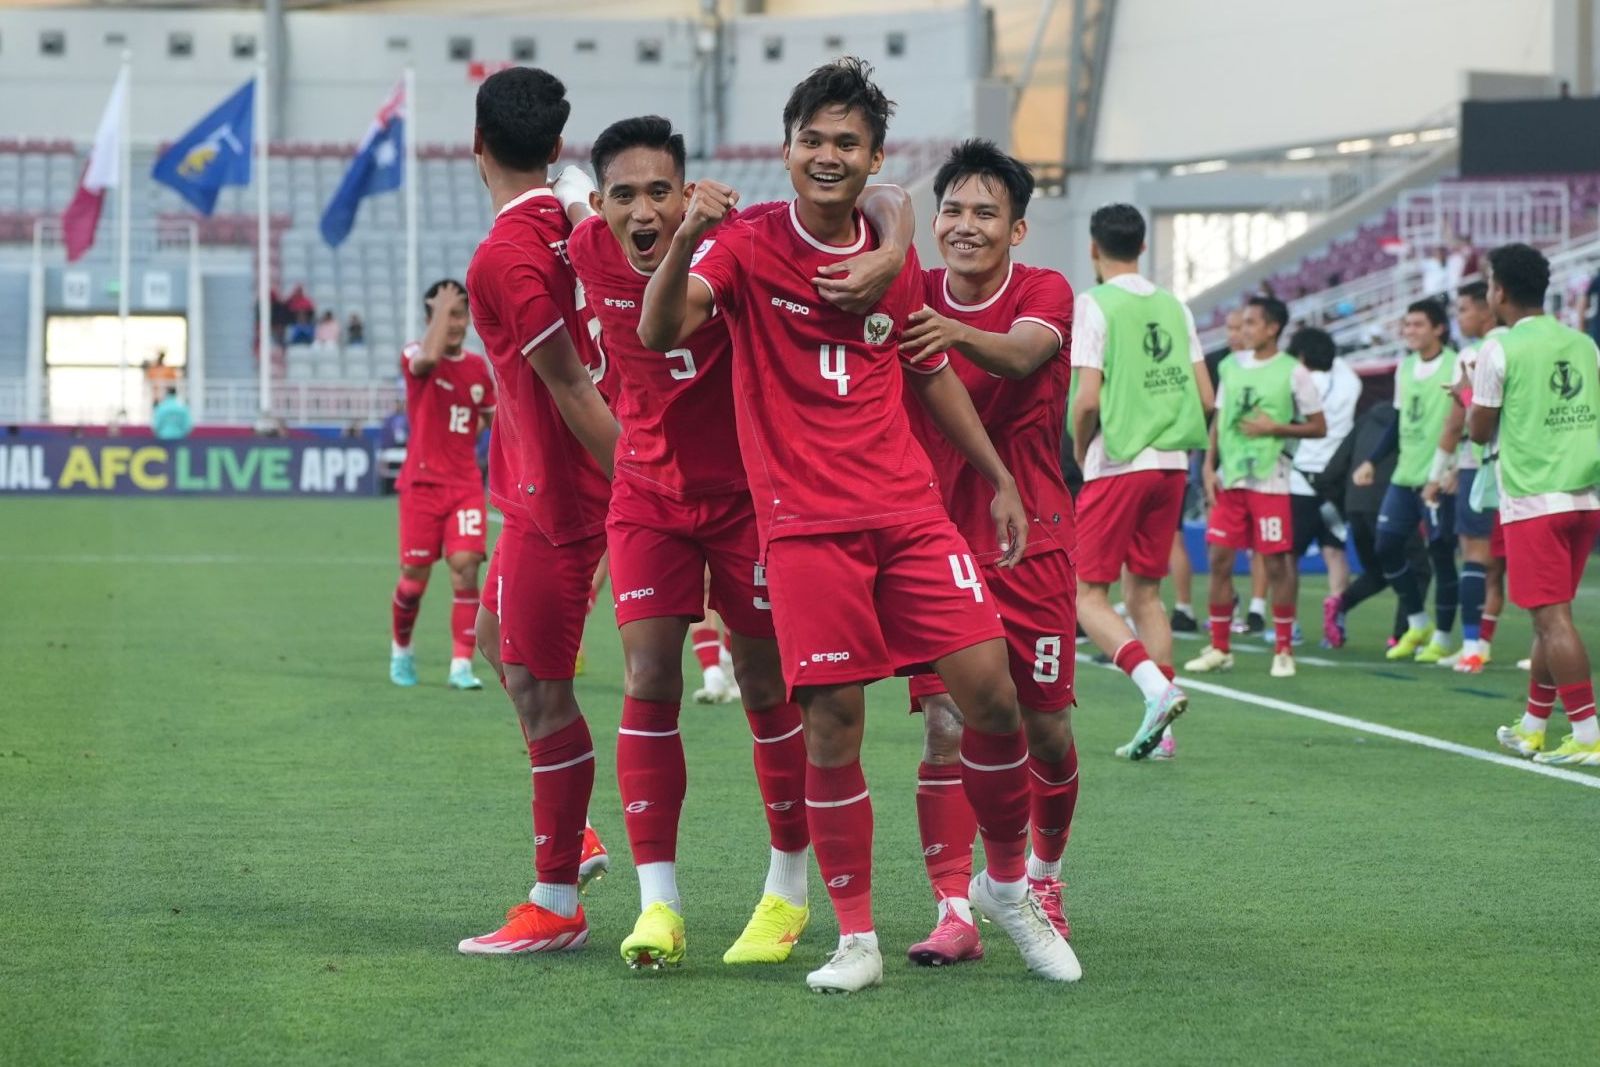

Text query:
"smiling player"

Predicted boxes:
[[641, 59, 1080, 993], [895, 140, 1080, 966], [563, 114, 915, 970]]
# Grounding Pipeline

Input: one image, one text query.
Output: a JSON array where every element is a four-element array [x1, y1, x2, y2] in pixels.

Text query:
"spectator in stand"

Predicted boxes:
[[151, 386, 192, 441], [1421, 249, 1450, 303], [346, 312, 366, 346], [314, 310, 341, 349], [1445, 240, 1470, 293]]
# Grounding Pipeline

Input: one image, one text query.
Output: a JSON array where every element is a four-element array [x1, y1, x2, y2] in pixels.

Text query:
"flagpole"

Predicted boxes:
[[117, 50, 132, 423], [256, 52, 272, 419], [404, 66, 419, 344]]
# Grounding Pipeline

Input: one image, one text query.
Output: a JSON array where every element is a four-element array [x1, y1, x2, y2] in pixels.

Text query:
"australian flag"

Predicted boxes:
[[320, 82, 405, 248], [150, 79, 255, 216]]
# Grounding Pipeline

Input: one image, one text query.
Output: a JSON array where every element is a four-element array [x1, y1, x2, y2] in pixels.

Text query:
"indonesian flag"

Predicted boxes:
[[61, 67, 129, 263]]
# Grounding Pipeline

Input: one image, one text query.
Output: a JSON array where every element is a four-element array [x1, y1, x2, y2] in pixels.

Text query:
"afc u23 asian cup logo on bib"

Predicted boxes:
[[864, 313, 893, 345]]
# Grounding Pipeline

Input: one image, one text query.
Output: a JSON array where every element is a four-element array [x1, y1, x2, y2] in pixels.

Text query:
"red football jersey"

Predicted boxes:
[[905, 262, 1076, 563], [396, 345, 496, 491], [568, 210, 772, 499], [688, 200, 948, 546], [466, 187, 610, 546]]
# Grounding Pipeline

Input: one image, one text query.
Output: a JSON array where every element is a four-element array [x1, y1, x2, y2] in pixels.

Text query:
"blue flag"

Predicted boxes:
[[320, 83, 406, 248], [151, 79, 255, 216]]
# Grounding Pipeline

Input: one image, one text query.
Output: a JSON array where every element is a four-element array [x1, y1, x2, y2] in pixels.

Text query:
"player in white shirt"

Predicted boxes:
[[1286, 327, 1361, 631]]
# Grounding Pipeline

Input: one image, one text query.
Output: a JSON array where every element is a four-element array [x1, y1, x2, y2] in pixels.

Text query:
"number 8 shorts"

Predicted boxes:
[[907, 546, 1077, 714], [762, 513, 1006, 700]]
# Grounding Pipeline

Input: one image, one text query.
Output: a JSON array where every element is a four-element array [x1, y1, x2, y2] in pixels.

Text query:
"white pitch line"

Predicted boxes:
[[1175, 674, 1600, 791]]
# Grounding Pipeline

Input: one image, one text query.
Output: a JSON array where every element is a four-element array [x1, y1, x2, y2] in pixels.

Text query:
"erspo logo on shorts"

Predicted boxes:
[[617, 587, 656, 602], [809, 651, 851, 664]]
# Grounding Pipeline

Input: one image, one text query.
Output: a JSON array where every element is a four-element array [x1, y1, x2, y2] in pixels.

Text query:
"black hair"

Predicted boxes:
[[475, 67, 569, 172], [1246, 295, 1289, 339], [781, 56, 895, 152], [423, 279, 467, 322], [1287, 326, 1335, 372], [1487, 242, 1551, 307], [1089, 203, 1146, 262], [590, 115, 686, 187], [1457, 281, 1489, 305], [1406, 298, 1449, 333], [932, 139, 1035, 220]]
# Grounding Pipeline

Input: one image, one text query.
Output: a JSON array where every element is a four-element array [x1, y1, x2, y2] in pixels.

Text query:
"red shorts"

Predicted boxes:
[[763, 514, 1004, 698], [486, 515, 607, 677], [1490, 512, 1506, 560], [1503, 510, 1600, 609], [1206, 488, 1293, 554], [1076, 470, 1187, 583], [908, 547, 1076, 714], [398, 482, 487, 566], [606, 476, 773, 638]]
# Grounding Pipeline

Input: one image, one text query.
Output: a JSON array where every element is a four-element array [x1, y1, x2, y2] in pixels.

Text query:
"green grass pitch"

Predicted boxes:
[[3, 497, 1597, 1065]]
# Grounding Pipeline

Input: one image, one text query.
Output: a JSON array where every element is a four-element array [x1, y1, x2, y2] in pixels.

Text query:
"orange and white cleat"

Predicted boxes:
[[457, 902, 588, 955], [579, 825, 609, 893]]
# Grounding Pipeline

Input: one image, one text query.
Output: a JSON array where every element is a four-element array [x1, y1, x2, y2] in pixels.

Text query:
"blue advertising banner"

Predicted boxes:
[[0, 438, 376, 496]]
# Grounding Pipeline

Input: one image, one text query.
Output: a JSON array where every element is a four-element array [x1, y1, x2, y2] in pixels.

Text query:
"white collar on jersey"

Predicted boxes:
[[497, 186, 555, 218], [943, 260, 1014, 313], [787, 199, 866, 255]]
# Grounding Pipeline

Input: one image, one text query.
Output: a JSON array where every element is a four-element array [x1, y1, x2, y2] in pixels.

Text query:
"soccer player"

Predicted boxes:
[[1070, 203, 1212, 760], [640, 58, 1080, 992], [1471, 243, 1600, 765], [1287, 327, 1359, 608], [389, 280, 496, 691], [564, 114, 914, 969], [1186, 296, 1326, 678], [887, 140, 1077, 965], [454, 67, 622, 957], [1422, 282, 1505, 673], [1352, 300, 1460, 662]]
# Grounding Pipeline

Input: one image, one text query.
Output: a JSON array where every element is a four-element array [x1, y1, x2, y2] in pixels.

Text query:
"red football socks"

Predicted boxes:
[[450, 588, 478, 659], [526, 716, 596, 885], [959, 727, 1030, 883], [689, 624, 721, 671], [616, 697, 685, 866], [915, 761, 976, 902], [1113, 639, 1152, 677], [1479, 613, 1499, 643], [746, 702, 809, 852], [806, 760, 874, 935], [1273, 603, 1295, 654], [1028, 744, 1079, 864], [1159, 663, 1176, 682], [1527, 681, 1557, 722], [1208, 601, 1233, 652], [1558, 681, 1596, 724], [392, 576, 426, 646]]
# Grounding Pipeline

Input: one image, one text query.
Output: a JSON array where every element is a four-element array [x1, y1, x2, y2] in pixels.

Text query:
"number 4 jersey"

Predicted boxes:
[[688, 200, 947, 547], [396, 344, 495, 492]]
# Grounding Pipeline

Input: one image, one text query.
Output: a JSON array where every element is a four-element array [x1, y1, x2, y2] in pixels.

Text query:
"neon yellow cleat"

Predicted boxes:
[[723, 894, 809, 964], [1386, 625, 1434, 660], [1532, 734, 1600, 767], [1495, 722, 1544, 758], [621, 902, 685, 970], [1413, 640, 1452, 664]]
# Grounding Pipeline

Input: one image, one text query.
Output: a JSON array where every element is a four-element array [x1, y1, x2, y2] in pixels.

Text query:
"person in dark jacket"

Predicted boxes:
[[1316, 401, 1432, 647]]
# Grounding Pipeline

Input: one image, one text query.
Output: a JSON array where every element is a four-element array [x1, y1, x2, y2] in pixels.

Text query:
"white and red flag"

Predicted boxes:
[[61, 67, 129, 262]]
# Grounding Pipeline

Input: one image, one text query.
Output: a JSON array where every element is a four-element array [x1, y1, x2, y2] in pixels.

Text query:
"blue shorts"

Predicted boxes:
[[1376, 483, 1456, 545], [1454, 468, 1494, 539]]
